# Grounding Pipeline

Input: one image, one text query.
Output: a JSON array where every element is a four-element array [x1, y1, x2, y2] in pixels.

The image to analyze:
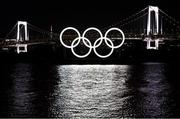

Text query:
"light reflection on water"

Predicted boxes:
[[51, 65, 130, 118], [0, 63, 179, 118]]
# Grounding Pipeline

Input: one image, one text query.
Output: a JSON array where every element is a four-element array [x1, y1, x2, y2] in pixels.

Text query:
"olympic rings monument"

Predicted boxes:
[[59, 27, 125, 58]]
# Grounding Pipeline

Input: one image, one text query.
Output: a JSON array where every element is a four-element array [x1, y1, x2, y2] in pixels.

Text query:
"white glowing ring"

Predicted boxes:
[[93, 37, 114, 58], [104, 27, 125, 49], [59, 27, 125, 58], [71, 37, 92, 58], [59, 27, 81, 48], [82, 27, 103, 48]]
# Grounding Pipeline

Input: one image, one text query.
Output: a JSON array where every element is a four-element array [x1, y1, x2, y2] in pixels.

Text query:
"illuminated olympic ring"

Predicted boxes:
[[59, 27, 125, 58]]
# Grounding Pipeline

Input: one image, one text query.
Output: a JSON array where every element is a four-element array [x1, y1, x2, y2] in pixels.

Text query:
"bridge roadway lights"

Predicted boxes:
[[144, 38, 159, 50], [16, 44, 28, 54]]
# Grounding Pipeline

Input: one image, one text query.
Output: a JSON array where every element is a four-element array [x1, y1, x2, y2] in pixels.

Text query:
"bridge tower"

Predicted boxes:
[[17, 21, 29, 42], [147, 6, 159, 36], [16, 21, 29, 54], [145, 6, 161, 50]]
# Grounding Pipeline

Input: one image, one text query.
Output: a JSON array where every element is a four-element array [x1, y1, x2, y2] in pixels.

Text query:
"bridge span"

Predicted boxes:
[[0, 5, 180, 63]]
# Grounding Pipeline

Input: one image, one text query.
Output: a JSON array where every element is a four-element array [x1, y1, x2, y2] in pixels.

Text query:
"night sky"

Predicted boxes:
[[0, 0, 179, 37]]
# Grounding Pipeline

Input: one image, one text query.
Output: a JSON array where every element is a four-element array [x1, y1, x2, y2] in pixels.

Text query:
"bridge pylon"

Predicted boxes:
[[16, 21, 29, 54], [17, 21, 29, 42], [145, 6, 161, 50], [147, 6, 159, 36]]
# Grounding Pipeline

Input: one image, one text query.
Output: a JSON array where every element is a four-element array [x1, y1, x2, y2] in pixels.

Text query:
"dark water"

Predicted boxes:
[[0, 62, 180, 118]]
